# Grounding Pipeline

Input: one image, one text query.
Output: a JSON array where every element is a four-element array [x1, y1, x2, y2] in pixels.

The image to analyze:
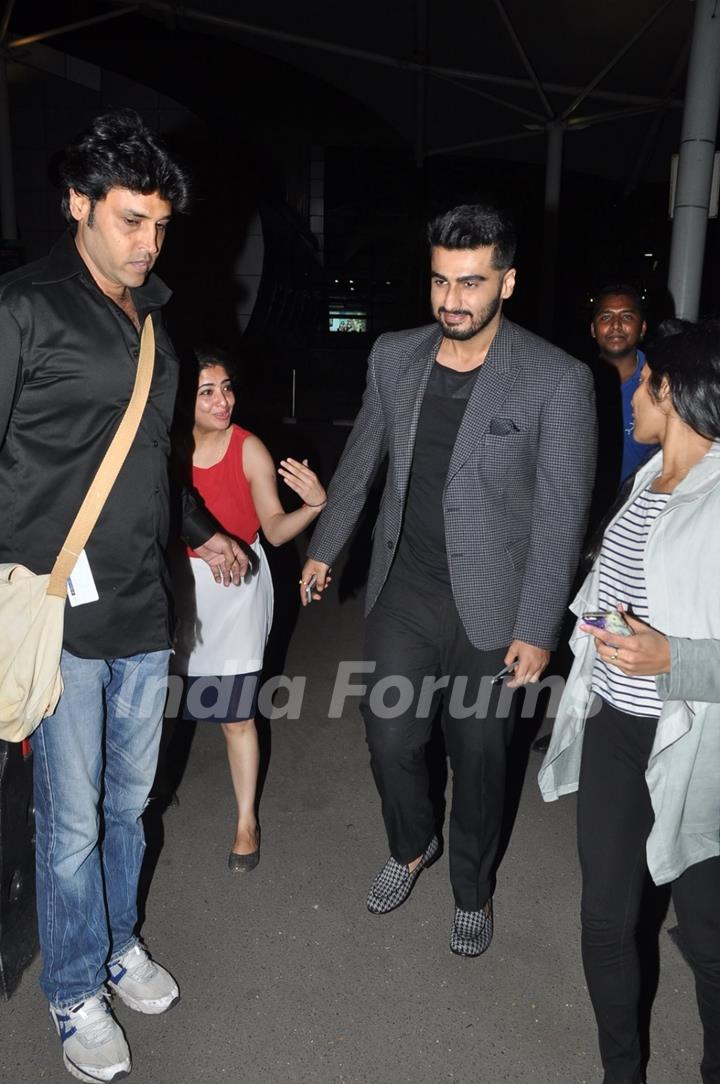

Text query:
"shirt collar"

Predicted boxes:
[[31, 230, 172, 308]]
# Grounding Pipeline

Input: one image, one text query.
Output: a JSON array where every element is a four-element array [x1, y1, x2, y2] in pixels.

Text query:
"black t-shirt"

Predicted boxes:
[[394, 359, 482, 586]]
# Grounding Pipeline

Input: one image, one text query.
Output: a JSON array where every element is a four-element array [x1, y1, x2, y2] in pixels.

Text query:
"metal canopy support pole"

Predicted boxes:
[[539, 122, 564, 337], [667, 0, 720, 321]]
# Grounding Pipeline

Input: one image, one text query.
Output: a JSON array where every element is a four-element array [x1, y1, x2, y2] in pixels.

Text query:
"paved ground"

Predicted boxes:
[[0, 546, 703, 1084]]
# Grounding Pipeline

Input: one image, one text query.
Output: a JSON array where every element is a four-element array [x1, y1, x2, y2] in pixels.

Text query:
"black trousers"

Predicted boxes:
[[360, 568, 515, 911], [578, 698, 720, 1084]]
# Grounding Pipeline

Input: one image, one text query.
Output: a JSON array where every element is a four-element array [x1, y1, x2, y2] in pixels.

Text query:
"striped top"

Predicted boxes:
[[591, 486, 671, 717]]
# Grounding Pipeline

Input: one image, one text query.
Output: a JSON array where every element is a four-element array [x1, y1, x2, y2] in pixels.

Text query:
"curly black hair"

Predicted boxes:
[[59, 107, 191, 222]]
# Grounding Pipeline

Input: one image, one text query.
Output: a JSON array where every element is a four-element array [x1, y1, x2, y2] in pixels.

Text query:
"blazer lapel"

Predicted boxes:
[[392, 328, 441, 495], [446, 317, 519, 484]]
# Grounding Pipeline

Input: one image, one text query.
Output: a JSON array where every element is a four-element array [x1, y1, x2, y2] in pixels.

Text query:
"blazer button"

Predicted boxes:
[[153, 440, 159, 448], [386, 540, 394, 550]]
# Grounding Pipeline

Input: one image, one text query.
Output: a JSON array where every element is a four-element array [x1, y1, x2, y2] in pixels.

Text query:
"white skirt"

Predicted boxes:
[[170, 536, 274, 677]]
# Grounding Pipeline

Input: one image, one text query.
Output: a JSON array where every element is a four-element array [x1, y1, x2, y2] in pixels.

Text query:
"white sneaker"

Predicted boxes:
[[49, 993, 131, 1083], [107, 944, 179, 1014]]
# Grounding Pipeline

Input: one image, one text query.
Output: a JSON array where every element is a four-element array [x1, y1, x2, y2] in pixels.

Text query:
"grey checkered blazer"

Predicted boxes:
[[309, 317, 597, 650]]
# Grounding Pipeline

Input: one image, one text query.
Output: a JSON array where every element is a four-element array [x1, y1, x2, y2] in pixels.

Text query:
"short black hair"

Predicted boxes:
[[644, 318, 720, 441], [427, 203, 517, 270], [591, 284, 645, 319], [59, 107, 191, 222], [194, 345, 237, 381]]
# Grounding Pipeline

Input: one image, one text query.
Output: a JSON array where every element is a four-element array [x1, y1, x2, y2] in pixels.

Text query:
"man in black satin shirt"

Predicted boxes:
[[0, 109, 248, 1082]]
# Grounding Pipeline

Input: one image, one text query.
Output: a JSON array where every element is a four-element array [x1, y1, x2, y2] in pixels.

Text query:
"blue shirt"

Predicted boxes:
[[620, 350, 659, 482]]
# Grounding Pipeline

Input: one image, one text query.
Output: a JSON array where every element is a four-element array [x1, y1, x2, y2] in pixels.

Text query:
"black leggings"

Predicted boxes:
[[578, 698, 720, 1083]]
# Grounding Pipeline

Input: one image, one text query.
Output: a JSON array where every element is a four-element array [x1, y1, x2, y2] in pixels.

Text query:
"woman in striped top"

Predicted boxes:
[[539, 321, 720, 1084], [590, 487, 670, 717]]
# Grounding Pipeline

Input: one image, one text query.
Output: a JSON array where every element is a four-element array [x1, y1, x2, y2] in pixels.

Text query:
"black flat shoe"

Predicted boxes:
[[228, 828, 260, 872]]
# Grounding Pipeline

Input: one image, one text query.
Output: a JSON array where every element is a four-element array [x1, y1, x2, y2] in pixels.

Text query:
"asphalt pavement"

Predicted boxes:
[[0, 542, 702, 1084]]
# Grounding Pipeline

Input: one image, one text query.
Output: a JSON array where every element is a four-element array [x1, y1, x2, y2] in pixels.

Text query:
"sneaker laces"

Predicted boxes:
[[117, 945, 156, 984], [67, 996, 116, 1048]]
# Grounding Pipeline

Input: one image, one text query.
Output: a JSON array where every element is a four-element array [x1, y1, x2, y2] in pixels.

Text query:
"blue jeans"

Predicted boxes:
[[31, 649, 170, 1008]]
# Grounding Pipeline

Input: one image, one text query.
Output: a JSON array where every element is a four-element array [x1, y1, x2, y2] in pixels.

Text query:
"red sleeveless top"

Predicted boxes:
[[188, 425, 260, 556]]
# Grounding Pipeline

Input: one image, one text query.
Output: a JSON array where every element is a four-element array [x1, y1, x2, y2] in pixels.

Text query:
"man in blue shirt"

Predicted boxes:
[[590, 284, 659, 484]]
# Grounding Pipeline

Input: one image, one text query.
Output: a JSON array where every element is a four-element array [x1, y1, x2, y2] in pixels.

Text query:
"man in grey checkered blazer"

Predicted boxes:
[[301, 204, 597, 956]]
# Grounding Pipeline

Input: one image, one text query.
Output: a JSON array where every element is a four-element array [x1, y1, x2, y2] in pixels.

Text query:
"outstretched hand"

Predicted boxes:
[[278, 458, 327, 509]]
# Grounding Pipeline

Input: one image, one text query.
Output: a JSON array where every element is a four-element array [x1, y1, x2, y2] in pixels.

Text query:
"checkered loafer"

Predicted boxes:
[[450, 900, 494, 957], [366, 835, 439, 915]]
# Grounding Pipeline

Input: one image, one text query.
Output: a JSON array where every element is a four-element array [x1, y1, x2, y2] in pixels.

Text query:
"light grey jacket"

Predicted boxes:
[[538, 443, 720, 885]]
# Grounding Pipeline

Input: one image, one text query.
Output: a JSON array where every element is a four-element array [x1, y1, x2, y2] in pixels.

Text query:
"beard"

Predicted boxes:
[[437, 290, 502, 341]]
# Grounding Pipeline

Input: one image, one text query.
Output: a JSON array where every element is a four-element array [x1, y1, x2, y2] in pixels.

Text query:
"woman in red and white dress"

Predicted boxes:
[[173, 349, 326, 871]]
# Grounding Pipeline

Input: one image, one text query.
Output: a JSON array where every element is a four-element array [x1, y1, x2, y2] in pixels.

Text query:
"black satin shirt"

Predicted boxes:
[[0, 232, 213, 658]]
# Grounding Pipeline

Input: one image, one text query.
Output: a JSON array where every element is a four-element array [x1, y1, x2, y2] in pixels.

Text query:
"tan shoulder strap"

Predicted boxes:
[[47, 315, 156, 598]]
